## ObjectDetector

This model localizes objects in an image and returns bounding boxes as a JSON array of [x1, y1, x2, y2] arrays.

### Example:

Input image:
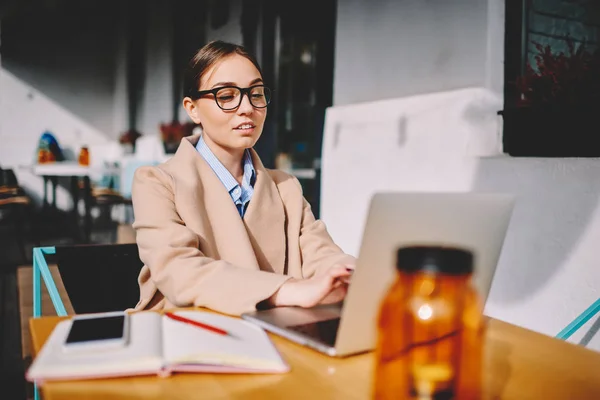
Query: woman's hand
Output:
[[270, 265, 352, 308]]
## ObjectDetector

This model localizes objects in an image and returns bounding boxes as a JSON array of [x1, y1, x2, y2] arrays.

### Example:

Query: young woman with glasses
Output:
[[131, 40, 355, 315]]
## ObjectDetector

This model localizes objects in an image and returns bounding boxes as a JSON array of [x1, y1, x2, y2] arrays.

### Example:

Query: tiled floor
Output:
[[0, 211, 128, 400]]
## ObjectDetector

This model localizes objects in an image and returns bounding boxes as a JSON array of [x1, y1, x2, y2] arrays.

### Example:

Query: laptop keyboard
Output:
[[286, 318, 341, 347]]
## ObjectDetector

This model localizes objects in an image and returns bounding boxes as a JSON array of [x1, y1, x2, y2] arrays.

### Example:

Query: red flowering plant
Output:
[[118, 129, 142, 153], [515, 38, 600, 109], [160, 121, 198, 153], [119, 129, 142, 146]]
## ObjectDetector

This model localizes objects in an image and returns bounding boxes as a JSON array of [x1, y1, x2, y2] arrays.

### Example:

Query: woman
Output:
[[132, 40, 355, 315]]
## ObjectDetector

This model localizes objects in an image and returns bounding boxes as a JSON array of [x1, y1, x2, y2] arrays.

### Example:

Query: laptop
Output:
[[241, 192, 515, 357]]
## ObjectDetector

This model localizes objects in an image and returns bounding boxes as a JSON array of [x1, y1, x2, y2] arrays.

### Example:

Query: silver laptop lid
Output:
[[334, 192, 515, 356]]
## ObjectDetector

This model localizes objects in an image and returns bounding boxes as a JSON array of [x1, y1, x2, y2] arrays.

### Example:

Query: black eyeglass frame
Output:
[[189, 84, 272, 110]]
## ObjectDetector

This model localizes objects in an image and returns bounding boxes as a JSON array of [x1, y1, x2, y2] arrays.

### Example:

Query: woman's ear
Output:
[[183, 97, 202, 124]]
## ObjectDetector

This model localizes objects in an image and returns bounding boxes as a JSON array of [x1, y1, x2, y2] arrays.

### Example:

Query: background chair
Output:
[[83, 151, 161, 236], [32, 243, 143, 317], [79, 143, 128, 240], [0, 167, 36, 264], [556, 298, 600, 341]]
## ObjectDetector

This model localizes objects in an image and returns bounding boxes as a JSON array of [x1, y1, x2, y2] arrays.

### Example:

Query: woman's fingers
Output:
[[278, 266, 353, 308], [326, 266, 352, 286], [325, 266, 351, 281], [319, 285, 348, 305]]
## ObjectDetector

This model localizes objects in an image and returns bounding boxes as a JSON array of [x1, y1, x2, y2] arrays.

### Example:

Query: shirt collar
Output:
[[196, 134, 255, 195]]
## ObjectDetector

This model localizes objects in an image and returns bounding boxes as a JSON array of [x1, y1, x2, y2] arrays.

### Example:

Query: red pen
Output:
[[164, 312, 231, 337]]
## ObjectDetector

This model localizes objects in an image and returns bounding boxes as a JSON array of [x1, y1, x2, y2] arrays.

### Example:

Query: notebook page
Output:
[[162, 311, 287, 371], [27, 312, 164, 382]]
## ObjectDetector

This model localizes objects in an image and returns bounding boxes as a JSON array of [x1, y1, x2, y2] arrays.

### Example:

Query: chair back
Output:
[[55, 243, 143, 314], [0, 167, 19, 188]]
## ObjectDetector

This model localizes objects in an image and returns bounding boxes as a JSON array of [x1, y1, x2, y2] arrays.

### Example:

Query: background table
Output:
[[29, 312, 600, 400], [30, 162, 120, 242]]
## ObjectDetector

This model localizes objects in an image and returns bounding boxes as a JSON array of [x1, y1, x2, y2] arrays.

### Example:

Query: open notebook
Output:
[[26, 311, 289, 383]]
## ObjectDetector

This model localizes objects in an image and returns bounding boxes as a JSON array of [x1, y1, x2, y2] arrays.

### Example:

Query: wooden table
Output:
[[30, 313, 600, 400]]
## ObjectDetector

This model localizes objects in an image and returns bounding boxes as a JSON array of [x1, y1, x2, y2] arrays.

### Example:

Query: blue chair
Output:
[[32, 243, 143, 400], [32, 243, 143, 318], [556, 298, 600, 341], [32, 247, 65, 318]]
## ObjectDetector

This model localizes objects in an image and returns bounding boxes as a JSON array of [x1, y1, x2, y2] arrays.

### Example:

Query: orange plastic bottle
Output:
[[78, 145, 90, 166], [374, 245, 483, 400]]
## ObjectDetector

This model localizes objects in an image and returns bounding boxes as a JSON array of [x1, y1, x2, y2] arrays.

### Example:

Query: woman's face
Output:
[[184, 54, 267, 152]]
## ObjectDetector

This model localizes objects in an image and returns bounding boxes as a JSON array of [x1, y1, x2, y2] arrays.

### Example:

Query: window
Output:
[[504, 0, 600, 110], [243, 0, 336, 216], [502, 0, 600, 157]]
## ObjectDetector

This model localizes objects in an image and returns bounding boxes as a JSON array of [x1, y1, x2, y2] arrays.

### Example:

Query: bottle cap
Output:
[[396, 245, 473, 275]]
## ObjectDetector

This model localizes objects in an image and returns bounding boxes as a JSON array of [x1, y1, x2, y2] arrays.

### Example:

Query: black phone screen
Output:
[[65, 315, 125, 344]]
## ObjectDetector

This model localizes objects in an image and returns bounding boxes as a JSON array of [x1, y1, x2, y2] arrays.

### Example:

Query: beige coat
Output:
[[132, 135, 355, 315]]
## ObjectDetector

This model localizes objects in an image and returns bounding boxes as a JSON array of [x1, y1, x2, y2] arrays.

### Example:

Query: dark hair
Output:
[[183, 40, 263, 99]]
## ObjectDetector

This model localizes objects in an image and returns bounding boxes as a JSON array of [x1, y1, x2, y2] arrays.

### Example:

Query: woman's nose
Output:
[[237, 92, 254, 114]]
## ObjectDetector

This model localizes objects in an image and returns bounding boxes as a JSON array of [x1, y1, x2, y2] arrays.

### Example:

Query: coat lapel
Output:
[[243, 149, 287, 274], [171, 136, 260, 270]]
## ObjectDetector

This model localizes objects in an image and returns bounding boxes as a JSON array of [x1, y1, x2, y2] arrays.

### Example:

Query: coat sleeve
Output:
[[294, 178, 357, 278], [132, 166, 291, 315]]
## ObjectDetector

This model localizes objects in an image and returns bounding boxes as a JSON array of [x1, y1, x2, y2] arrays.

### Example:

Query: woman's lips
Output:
[[234, 123, 256, 135]]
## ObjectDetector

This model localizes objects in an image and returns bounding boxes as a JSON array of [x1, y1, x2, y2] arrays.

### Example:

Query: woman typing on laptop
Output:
[[131, 40, 355, 316]]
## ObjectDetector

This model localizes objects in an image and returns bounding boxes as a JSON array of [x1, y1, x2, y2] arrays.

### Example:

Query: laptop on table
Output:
[[242, 192, 515, 357]]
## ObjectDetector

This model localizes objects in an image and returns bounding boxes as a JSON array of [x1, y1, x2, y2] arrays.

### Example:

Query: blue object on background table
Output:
[[38, 131, 65, 161]]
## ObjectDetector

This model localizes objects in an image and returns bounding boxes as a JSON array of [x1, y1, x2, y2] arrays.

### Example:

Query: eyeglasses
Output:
[[191, 85, 272, 111]]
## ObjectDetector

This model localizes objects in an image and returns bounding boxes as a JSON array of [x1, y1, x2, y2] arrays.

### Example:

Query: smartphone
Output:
[[63, 312, 129, 352]]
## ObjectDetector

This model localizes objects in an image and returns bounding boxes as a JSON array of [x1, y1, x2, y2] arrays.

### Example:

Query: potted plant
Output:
[[119, 129, 143, 154], [159, 121, 198, 154], [499, 39, 600, 157]]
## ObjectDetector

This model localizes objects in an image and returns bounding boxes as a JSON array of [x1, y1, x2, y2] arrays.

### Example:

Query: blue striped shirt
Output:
[[196, 135, 256, 218]]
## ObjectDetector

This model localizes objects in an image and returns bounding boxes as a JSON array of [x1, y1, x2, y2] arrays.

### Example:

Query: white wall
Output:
[[0, 69, 111, 208], [485, 0, 505, 95], [321, 87, 503, 251], [1, 1, 209, 161], [334, 0, 501, 105], [0, 1, 198, 208], [324, 0, 600, 350], [476, 157, 600, 351], [321, 91, 600, 351], [0, 2, 127, 208], [0, 3, 126, 139], [0, 70, 112, 163]]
